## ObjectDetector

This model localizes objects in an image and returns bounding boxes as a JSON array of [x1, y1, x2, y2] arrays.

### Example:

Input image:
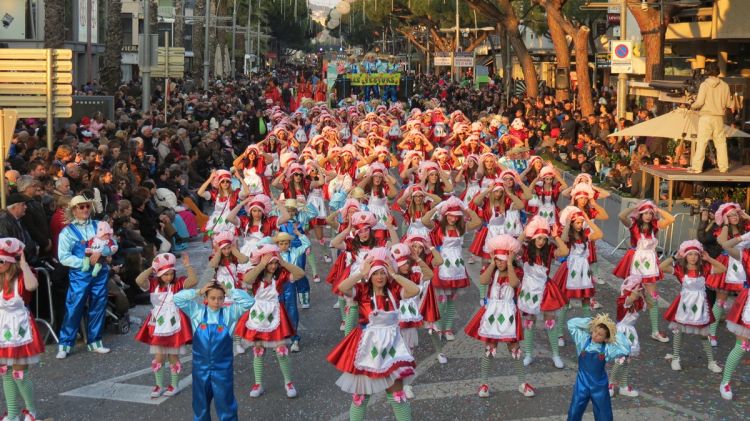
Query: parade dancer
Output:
[[174, 282, 255, 421], [566, 315, 630, 421], [396, 185, 441, 238], [232, 145, 273, 196], [209, 231, 249, 304], [327, 248, 420, 421], [660, 240, 725, 373], [517, 217, 569, 369], [391, 243, 440, 399], [226, 194, 287, 244], [525, 164, 567, 227], [135, 253, 197, 398], [608, 275, 645, 398], [464, 234, 536, 398], [277, 198, 317, 310], [455, 154, 481, 207], [357, 162, 398, 233], [274, 228, 311, 353], [198, 169, 249, 238], [325, 199, 362, 326], [551, 206, 603, 347], [613, 200, 675, 343], [0, 239, 44, 421], [719, 233, 750, 400], [57, 195, 118, 358], [421, 196, 482, 341], [706, 203, 750, 346]]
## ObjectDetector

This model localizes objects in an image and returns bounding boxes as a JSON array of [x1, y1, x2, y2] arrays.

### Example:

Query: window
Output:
[[122, 14, 133, 46]]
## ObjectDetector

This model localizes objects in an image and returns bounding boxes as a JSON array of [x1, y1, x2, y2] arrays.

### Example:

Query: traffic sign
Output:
[[610, 41, 632, 74], [151, 47, 186, 78]]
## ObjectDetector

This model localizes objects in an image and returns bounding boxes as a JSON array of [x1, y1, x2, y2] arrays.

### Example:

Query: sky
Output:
[[309, 0, 338, 8]]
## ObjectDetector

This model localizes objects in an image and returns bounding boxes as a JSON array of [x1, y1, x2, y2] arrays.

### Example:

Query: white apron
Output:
[[0, 283, 32, 348], [566, 243, 593, 290], [368, 194, 390, 230], [433, 122, 447, 138], [438, 236, 466, 281], [406, 218, 430, 238], [307, 188, 326, 219], [355, 293, 413, 373], [617, 312, 640, 356], [483, 208, 507, 254], [398, 280, 424, 324], [533, 190, 557, 226], [479, 276, 519, 340], [388, 124, 402, 139], [462, 180, 480, 207], [631, 236, 660, 278], [742, 294, 750, 324], [149, 285, 182, 337], [725, 253, 747, 285], [216, 263, 238, 305], [245, 279, 282, 333], [518, 262, 548, 315], [675, 275, 710, 326], [503, 209, 523, 237], [242, 167, 265, 195]]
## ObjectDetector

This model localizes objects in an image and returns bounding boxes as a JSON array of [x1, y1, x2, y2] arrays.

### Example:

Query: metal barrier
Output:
[[32, 267, 59, 344]]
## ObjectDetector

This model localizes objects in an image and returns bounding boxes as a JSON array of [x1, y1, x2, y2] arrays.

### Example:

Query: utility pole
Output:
[[453, 0, 459, 81], [616, 0, 627, 119], [246, 0, 252, 73], [203, 0, 211, 90], [231, 0, 237, 79], [142, 0, 151, 112], [257, 0, 261, 69]]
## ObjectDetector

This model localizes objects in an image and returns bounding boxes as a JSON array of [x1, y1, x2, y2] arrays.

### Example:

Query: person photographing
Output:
[[689, 62, 734, 174]]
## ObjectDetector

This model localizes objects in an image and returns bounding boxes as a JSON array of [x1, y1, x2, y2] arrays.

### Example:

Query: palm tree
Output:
[[174, 0, 184, 48], [101, 0, 124, 94], [193, 0, 205, 78], [44, 0, 65, 48]]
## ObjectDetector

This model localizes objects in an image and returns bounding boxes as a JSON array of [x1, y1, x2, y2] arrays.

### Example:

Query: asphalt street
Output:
[[28, 233, 748, 421]]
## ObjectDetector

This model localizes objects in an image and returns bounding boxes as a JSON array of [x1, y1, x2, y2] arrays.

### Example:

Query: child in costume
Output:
[[235, 244, 305, 398], [0, 238, 44, 421], [609, 275, 645, 398], [421, 196, 482, 341], [660, 240, 725, 373], [135, 253, 197, 398], [197, 169, 249, 237], [517, 216, 569, 369], [174, 281, 255, 421], [464, 234, 536, 398], [613, 200, 675, 343], [209, 231, 249, 305], [327, 248, 420, 421], [82, 221, 118, 277], [273, 229, 311, 353], [566, 315, 630, 421], [719, 232, 750, 400]]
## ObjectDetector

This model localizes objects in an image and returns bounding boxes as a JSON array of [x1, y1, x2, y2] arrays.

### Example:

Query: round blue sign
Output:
[[614, 44, 629, 59]]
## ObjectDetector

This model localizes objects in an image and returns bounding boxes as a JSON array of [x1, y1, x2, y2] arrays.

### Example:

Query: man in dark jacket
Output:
[[0, 193, 38, 263], [16, 176, 51, 259]]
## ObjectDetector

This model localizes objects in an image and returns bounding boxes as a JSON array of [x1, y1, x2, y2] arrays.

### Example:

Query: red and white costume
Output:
[[431, 197, 470, 290], [526, 165, 561, 227], [726, 248, 750, 338], [552, 206, 595, 300], [518, 218, 567, 316], [706, 203, 749, 292], [664, 244, 715, 336], [616, 275, 645, 357], [392, 244, 440, 349], [613, 200, 664, 284]]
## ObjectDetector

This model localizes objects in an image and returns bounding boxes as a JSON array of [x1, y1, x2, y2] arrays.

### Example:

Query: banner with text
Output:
[[348, 73, 401, 86]]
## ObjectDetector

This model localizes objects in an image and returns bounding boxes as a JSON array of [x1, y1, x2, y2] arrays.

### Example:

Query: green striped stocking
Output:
[[672, 331, 683, 360], [523, 327, 535, 359], [349, 394, 370, 421], [581, 303, 591, 318], [512, 350, 526, 384], [478, 283, 488, 302], [2, 371, 19, 420], [480, 354, 492, 384], [344, 304, 359, 335], [436, 298, 447, 332], [169, 362, 181, 388], [307, 247, 319, 278], [620, 361, 631, 388], [646, 295, 660, 335], [709, 301, 724, 337], [276, 349, 293, 383], [253, 349, 264, 386], [702, 338, 716, 364], [429, 330, 444, 353], [610, 361, 624, 385], [722, 340, 747, 384], [387, 391, 413, 421], [152, 360, 164, 388], [338, 297, 346, 322], [444, 297, 456, 331], [12, 371, 35, 414], [557, 306, 568, 341]]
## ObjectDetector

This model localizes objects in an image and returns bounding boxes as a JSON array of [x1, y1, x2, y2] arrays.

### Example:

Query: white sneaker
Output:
[[518, 383, 535, 397], [333, 300, 340, 309], [720, 382, 733, 400], [651, 332, 670, 343], [671, 358, 682, 371], [150, 385, 163, 398], [552, 355, 565, 369], [163, 385, 178, 397], [709, 336, 718, 347], [591, 299, 603, 309], [56, 350, 68, 359], [437, 353, 448, 364], [558, 337, 565, 347], [708, 361, 722, 373], [323, 255, 332, 263], [339, 321, 345, 331], [608, 383, 615, 397], [403, 384, 415, 399], [595, 277, 606, 285], [290, 340, 300, 353], [523, 356, 533, 367], [249, 384, 264, 398], [478, 384, 489, 398], [313, 275, 321, 283], [235, 344, 246, 355], [91, 346, 111, 354], [619, 386, 639, 397], [285, 382, 298, 398], [21, 409, 36, 421], [444, 330, 456, 341], [301, 302, 310, 309]]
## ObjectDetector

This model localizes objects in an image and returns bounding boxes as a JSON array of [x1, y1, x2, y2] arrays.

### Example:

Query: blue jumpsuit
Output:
[[175, 289, 254, 421], [278, 232, 311, 344], [58, 219, 116, 351], [567, 318, 630, 421]]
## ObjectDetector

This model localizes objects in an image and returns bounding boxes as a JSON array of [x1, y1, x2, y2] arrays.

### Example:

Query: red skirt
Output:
[[134, 311, 193, 348], [234, 303, 296, 342], [309, 217, 327, 228], [432, 272, 470, 289], [706, 254, 745, 292], [468, 226, 490, 259], [589, 240, 598, 264], [552, 262, 595, 299], [327, 252, 348, 286], [463, 306, 523, 344], [420, 282, 441, 323], [612, 249, 663, 284], [726, 288, 750, 331], [327, 326, 416, 377], [0, 315, 45, 360], [663, 297, 715, 328], [539, 280, 569, 312]]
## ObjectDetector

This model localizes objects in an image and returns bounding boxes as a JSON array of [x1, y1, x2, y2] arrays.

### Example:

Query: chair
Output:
[[32, 267, 59, 344]]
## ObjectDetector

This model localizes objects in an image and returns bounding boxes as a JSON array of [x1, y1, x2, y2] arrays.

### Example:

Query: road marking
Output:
[[60, 356, 194, 405], [411, 371, 572, 400], [515, 406, 692, 421]]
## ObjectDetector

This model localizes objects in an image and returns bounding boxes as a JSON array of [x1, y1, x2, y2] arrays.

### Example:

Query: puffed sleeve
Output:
[[605, 332, 632, 362], [567, 317, 593, 355], [174, 289, 200, 326], [58, 226, 84, 269]]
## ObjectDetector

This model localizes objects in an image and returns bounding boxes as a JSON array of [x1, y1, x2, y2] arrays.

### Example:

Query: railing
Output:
[[32, 267, 59, 344]]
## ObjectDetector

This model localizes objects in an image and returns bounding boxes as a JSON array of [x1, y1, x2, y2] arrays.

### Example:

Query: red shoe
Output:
[[478, 384, 489, 397], [163, 385, 178, 397], [150, 385, 163, 398]]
